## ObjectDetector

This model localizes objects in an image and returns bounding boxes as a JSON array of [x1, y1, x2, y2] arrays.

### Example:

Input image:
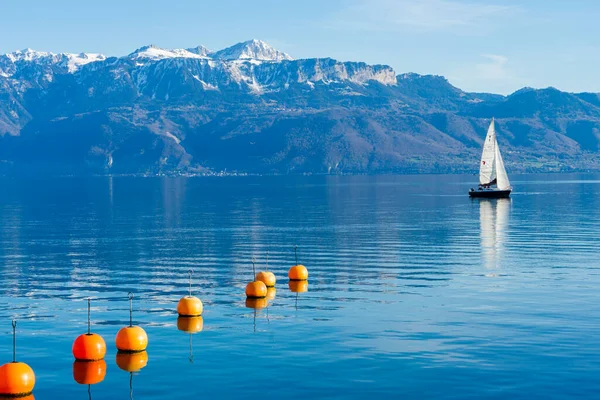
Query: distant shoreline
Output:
[[2, 168, 600, 179]]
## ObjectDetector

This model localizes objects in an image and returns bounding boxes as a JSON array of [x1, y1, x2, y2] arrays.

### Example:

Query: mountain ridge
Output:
[[1, 40, 600, 175]]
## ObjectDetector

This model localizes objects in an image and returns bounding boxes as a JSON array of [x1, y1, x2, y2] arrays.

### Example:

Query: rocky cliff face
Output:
[[1, 40, 600, 175]]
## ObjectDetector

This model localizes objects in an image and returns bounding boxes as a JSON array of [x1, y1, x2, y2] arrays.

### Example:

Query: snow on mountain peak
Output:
[[65, 53, 106, 72], [1, 41, 399, 91], [6, 48, 51, 62], [186, 45, 212, 57], [126, 40, 291, 62], [1, 49, 106, 75], [128, 45, 210, 61], [212, 39, 293, 62]]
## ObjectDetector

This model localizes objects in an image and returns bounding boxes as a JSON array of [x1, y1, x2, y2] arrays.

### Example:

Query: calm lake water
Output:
[[1, 174, 599, 399]]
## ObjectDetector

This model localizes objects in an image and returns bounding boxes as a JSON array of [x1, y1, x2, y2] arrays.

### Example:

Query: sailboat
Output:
[[469, 118, 512, 198]]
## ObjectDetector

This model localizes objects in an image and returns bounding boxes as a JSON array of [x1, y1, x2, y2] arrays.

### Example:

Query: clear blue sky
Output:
[[2, 0, 599, 95]]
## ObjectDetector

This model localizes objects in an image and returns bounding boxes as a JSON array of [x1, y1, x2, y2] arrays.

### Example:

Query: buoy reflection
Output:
[[72, 360, 107, 385], [288, 280, 308, 293], [177, 316, 203, 334], [116, 351, 148, 400], [245, 298, 268, 310], [177, 316, 203, 363], [116, 351, 148, 373], [289, 280, 308, 311]]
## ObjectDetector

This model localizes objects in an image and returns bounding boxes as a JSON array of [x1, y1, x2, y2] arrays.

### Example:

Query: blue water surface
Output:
[[0, 174, 599, 399]]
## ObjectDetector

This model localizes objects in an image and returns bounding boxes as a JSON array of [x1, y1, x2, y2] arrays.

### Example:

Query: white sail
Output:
[[494, 141, 511, 190], [478, 118, 510, 189], [479, 119, 497, 186]]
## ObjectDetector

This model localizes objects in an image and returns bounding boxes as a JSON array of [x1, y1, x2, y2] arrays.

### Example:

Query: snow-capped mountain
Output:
[[0, 40, 395, 98], [127, 45, 208, 61], [1, 39, 600, 176], [186, 45, 212, 57], [212, 39, 293, 62], [0, 49, 106, 76]]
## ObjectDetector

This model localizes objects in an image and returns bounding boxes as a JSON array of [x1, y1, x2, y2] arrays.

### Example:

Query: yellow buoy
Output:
[[115, 293, 148, 353], [288, 245, 308, 281], [0, 321, 35, 397], [177, 270, 203, 317], [72, 359, 107, 385], [72, 298, 107, 361]]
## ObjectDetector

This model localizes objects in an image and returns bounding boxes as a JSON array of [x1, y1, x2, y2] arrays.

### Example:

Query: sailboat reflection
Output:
[[479, 198, 511, 274], [177, 316, 203, 363]]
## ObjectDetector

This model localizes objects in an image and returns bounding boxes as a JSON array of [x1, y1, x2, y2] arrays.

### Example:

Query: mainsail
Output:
[[479, 119, 511, 190]]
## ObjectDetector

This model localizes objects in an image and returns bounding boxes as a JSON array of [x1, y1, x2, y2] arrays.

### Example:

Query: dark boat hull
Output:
[[469, 189, 511, 198]]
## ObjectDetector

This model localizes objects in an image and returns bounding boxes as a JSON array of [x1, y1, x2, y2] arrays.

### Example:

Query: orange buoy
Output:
[[245, 298, 268, 310], [288, 265, 308, 281], [0, 321, 35, 397], [72, 359, 107, 385], [72, 334, 106, 362], [246, 258, 267, 298], [255, 251, 276, 287], [116, 325, 147, 353], [177, 270, 203, 317], [245, 281, 267, 298], [116, 351, 148, 373], [255, 271, 276, 287], [176, 316, 203, 334], [288, 246, 308, 281], [266, 287, 276, 301], [72, 299, 106, 361], [289, 280, 308, 293], [0, 363, 35, 397], [115, 293, 148, 353], [177, 296, 203, 317]]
